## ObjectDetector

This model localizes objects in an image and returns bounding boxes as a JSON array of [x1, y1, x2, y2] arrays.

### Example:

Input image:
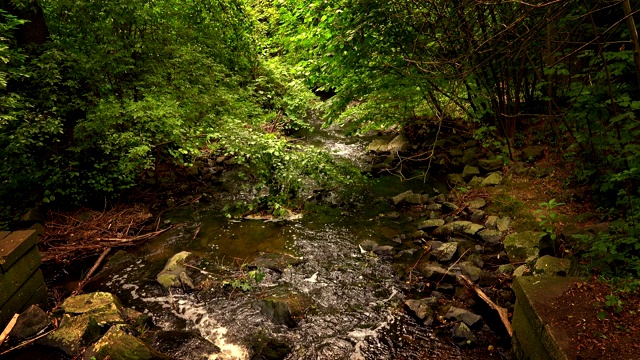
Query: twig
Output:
[[184, 263, 211, 275], [458, 274, 513, 337], [408, 245, 431, 284], [72, 247, 111, 296], [0, 314, 19, 344], [437, 248, 471, 285], [192, 226, 200, 240], [0, 329, 54, 355]]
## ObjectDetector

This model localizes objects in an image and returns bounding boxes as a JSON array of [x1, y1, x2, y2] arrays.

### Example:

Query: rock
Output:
[[485, 216, 499, 230], [425, 203, 442, 211], [251, 251, 303, 272], [432, 194, 446, 203], [359, 240, 378, 252], [459, 262, 483, 282], [420, 262, 452, 281], [434, 242, 458, 262], [520, 145, 545, 162], [477, 229, 502, 244], [433, 221, 484, 237], [9, 305, 50, 341], [452, 322, 477, 344], [467, 198, 486, 210], [497, 264, 516, 275], [470, 210, 485, 223], [40, 314, 101, 356], [509, 161, 528, 175], [150, 330, 219, 359], [410, 230, 427, 239], [503, 231, 548, 263], [367, 139, 389, 152], [462, 148, 479, 166], [445, 306, 482, 327], [496, 217, 511, 232], [372, 245, 396, 256], [462, 166, 480, 180], [481, 173, 503, 186], [468, 176, 484, 187], [391, 190, 414, 205], [442, 202, 459, 213], [62, 292, 125, 326], [478, 158, 503, 172], [156, 251, 197, 290], [405, 193, 425, 204], [405, 299, 435, 325], [513, 265, 530, 277], [257, 298, 297, 328], [533, 256, 571, 276], [250, 332, 291, 360], [84, 325, 163, 360], [447, 173, 465, 186], [122, 308, 152, 328], [417, 219, 445, 230], [386, 134, 410, 152]]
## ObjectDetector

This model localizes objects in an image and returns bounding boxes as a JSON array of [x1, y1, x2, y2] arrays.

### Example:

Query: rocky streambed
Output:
[[3, 119, 580, 360]]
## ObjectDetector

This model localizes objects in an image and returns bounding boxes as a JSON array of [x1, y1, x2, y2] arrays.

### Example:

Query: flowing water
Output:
[[39, 114, 504, 359]]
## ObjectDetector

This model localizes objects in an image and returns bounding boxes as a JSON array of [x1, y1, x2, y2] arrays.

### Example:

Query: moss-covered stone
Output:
[[156, 251, 197, 289], [481, 173, 503, 186], [40, 314, 101, 356], [62, 292, 124, 326], [84, 325, 164, 360], [533, 256, 571, 277], [503, 231, 548, 263]]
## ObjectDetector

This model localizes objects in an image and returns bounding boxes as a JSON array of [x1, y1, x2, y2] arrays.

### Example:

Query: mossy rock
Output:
[[40, 314, 101, 356], [62, 292, 125, 327], [503, 231, 548, 263], [84, 325, 167, 360]]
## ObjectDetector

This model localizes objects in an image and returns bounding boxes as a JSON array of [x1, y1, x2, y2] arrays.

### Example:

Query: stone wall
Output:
[[0, 230, 48, 329]]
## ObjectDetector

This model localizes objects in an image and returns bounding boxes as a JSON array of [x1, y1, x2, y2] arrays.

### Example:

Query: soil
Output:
[[541, 278, 640, 360]]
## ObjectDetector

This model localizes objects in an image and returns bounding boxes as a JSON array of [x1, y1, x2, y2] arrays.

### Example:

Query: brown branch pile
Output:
[[40, 205, 171, 263]]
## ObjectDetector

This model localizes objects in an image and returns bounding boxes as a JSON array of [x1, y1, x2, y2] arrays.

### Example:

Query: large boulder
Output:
[[481, 173, 503, 186], [62, 292, 125, 327], [386, 134, 410, 152], [503, 231, 549, 263], [156, 251, 197, 290], [83, 325, 164, 360], [478, 158, 503, 172], [40, 314, 101, 357], [533, 256, 572, 276], [366, 139, 388, 152], [520, 145, 545, 162]]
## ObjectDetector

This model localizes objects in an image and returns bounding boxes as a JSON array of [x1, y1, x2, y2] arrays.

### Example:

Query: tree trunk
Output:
[[621, 0, 640, 92]]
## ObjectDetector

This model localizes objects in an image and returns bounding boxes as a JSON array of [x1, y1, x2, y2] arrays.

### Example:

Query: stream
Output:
[[34, 114, 508, 359]]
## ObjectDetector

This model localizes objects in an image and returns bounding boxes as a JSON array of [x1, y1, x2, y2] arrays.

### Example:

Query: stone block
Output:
[[0, 246, 42, 307], [0, 230, 38, 272]]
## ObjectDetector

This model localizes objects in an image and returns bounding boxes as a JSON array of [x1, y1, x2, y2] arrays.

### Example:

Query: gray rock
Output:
[[387, 134, 410, 152], [462, 166, 480, 180], [478, 158, 503, 172], [445, 306, 481, 327], [477, 229, 502, 244], [503, 231, 548, 263], [442, 202, 460, 213], [432, 194, 446, 203], [251, 251, 304, 272], [391, 190, 414, 205], [417, 219, 445, 230], [481, 173, 503, 186], [467, 198, 486, 209], [421, 262, 451, 281], [373, 245, 396, 256], [434, 242, 458, 262], [453, 322, 477, 344], [509, 161, 528, 175], [410, 230, 428, 239], [497, 263, 516, 275], [485, 216, 499, 230], [149, 330, 220, 359], [533, 256, 571, 276], [157, 251, 198, 290], [468, 176, 484, 187], [459, 261, 483, 282], [470, 210, 485, 223], [83, 325, 161, 360], [521, 145, 545, 162], [447, 173, 465, 185], [9, 305, 50, 341], [433, 221, 484, 237], [359, 240, 378, 251], [406, 193, 425, 204], [367, 139, 389, 152], [497, 217, 511, 232], [513, 265, 530, 277], [425, 203, 442, 211], [405, 299, 435, 325], [462, 148, 479, 166]]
